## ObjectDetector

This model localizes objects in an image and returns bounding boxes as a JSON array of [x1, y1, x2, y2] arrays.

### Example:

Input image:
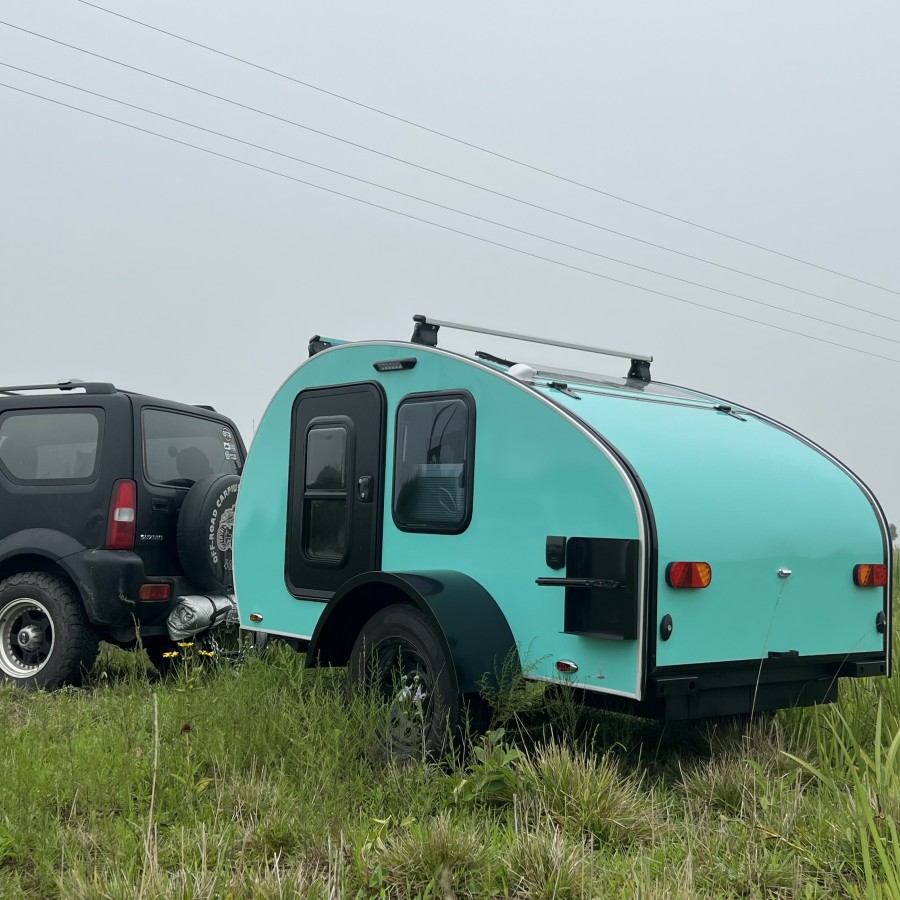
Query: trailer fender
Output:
[[306, 570, 518, 694]]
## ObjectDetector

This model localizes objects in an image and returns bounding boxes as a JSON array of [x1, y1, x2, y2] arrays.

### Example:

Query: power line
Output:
[[6, 59, 900, 348], [1, 19, 896, 325], [3, 78, 899, 368], [73, 0, 900, 298]]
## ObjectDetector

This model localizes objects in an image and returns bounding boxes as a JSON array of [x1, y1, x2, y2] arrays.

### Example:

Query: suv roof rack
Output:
[[0, 380, 117, 395], [410, 315, 653, 382]]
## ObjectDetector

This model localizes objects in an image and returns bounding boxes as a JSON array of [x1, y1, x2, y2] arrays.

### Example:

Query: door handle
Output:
[[356, 475, 374, 503]]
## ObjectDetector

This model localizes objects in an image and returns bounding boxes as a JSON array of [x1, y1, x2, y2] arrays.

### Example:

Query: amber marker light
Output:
[[853, 564, 887, 587], [666, 561, 712, 589]]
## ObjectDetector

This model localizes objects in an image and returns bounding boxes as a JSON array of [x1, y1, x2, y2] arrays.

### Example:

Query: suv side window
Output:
[[142, 409, 241, 487], [0, 410, 102, 482], [392, 391, 475, 533]]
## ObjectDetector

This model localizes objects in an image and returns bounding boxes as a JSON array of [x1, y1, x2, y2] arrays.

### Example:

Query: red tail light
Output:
[[106, 479, 137, 550], [854, 564, 887, 587], [666, 561, 712, 589], [139, 583, 171, 601]]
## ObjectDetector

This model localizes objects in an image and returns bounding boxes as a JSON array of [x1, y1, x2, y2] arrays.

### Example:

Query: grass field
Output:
[[1, 561, 897, 898]]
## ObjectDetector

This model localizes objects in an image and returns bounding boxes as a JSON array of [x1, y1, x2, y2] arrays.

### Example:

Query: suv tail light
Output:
[[106, 479, 137, 550]]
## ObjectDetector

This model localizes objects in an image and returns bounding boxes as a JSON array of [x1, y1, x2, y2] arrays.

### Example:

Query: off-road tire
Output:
[[0, 572, 99, 689], [350, 605, 459, 759], [176, 474, 240, 593]]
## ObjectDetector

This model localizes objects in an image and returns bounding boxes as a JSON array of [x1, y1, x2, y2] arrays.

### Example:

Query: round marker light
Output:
[[666, 562, 712, 589], [555, 660, 578, 673]]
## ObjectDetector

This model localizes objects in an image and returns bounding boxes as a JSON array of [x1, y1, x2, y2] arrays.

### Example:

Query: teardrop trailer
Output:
[[232, 315, 891, 751]]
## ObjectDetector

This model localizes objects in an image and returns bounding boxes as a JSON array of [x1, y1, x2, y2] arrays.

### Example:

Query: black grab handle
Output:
[[535, 577, 625, 590]]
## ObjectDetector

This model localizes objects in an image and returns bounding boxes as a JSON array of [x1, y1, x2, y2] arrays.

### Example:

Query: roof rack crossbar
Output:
[[411, 315, 652, 364], [0, 381, 116, 395]]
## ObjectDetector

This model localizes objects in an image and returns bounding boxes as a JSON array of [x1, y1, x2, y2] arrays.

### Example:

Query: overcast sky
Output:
[[2, 1, 898, 525]]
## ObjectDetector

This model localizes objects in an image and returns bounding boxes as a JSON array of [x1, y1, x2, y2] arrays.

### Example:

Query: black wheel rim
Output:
[[0, 598, 54, 677], [370, 637, 437, 756]]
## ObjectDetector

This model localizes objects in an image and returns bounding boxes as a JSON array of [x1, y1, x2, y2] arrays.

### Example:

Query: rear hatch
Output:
[[546, 384, 889, 669], [133, 401, 244, 576]]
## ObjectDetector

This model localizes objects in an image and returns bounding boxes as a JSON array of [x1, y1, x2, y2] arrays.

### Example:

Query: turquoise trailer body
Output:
[[233, 318, 891, 724]]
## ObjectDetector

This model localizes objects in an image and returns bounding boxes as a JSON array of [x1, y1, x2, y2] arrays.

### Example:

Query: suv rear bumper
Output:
[[66, 548, 198, 631]]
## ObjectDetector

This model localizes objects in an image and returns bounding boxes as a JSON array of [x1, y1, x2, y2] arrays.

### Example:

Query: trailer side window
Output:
[[393, 392, 474, 533]]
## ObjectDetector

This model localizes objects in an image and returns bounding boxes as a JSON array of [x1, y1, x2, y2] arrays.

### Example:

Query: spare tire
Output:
[[176, 474, 240, 593]]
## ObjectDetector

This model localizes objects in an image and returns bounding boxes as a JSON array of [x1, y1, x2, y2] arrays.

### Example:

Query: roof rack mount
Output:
[[410, 315, 652, 381]]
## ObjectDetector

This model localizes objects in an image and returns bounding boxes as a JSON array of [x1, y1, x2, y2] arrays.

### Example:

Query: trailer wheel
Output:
[[350, 605, 458, 759]]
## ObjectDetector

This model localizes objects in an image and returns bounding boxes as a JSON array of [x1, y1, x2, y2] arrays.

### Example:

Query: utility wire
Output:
[[6, 60, 900, 346], [73, 0, 900, 297], [1, 20, 896, 326], [3, 78, 898, 367]]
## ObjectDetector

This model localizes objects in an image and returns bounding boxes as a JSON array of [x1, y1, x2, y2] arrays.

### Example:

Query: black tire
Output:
[[143, 635, 179, 677], [176, 474, 240, 592], [349, 605, 459, 759], [0, 572, 99, 689]]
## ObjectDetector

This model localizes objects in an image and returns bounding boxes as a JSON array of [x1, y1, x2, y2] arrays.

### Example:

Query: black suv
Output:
[[0, 381, 246, 688]]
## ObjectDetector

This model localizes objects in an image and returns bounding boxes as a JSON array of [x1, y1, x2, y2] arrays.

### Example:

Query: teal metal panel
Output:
[[549, 390, 886, 666]]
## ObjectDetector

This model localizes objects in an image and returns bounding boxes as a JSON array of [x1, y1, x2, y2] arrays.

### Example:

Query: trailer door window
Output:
[[393, 392, 474, 533], [302, 423, 350, 561]]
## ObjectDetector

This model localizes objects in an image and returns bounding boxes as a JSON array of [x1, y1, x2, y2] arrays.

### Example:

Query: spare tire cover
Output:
[[176, 474, 240, 593]]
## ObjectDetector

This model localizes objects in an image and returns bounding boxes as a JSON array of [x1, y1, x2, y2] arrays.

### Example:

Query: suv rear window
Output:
[[0, 410, 102, 482], [143, 409, 241, 487]]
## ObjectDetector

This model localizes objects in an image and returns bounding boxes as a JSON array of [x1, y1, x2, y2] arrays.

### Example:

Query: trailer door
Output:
[[286, 382, 386, 597]]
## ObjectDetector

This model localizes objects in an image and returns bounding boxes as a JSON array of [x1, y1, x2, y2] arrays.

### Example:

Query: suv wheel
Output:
[[0, 573, 100, 689]]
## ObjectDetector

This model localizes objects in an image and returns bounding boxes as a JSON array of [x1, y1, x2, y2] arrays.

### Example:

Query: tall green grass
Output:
[[0, 557, 896, 898]]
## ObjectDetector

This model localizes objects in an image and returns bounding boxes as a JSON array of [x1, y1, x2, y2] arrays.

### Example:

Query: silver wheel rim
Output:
[[0, 597, 55, 677]]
